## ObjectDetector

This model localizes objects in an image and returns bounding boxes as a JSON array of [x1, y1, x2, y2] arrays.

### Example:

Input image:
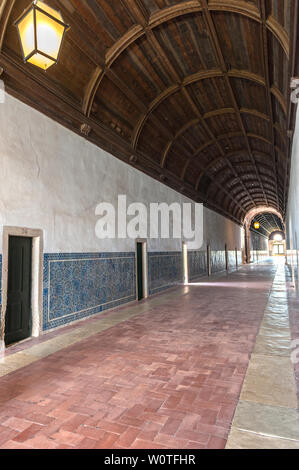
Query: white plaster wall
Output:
[[0, 93, 242, 253], [287, 106, 299, 251]]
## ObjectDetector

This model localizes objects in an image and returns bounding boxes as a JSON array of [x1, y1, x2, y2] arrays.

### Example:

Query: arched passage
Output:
[[243, 207, 285, 263]]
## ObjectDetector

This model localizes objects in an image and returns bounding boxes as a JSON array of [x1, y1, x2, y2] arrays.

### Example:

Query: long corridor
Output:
[[0, 260, 297, 449]]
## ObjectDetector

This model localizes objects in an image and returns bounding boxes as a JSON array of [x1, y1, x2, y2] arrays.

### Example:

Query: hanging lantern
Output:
[[15, 1, 70, 71], [254, 222, 260, 230]]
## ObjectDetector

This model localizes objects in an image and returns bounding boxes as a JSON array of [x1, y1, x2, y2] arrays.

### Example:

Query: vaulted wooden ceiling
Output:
[[250, 212, 284, 237], [0, 0, 298, 225]]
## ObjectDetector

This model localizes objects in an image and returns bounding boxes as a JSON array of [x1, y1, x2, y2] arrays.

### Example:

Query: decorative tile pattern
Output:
[[148, 252, 182, 295], [188, 251, 207, 281], [43, 253, 136, 331], [211, 250, 226, 274], [0, 249, 242, 333], [228, 251, 237, 271]]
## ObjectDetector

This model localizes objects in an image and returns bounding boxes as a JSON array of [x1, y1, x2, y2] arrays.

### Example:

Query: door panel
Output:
[[137, 243, 143, 301], [5, 237, 32, 346]]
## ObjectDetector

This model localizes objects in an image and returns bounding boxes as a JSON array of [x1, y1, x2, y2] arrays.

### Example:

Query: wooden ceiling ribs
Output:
[[259, 0, 281, 211], [283, 0, 299, 217], [250, 211, 284, 236], [201, 0, 270, 209]]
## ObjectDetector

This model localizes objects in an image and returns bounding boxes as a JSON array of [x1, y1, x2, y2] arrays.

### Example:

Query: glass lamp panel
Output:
[[17, 8, 35, 59], [27, 52, 55, 70], [36, 9, 65, 60], [35, 1, 64, 22]]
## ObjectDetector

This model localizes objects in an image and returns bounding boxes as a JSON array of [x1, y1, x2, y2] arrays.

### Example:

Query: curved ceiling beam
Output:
[[208, 0, 260, 22], [271, 86, 288, 115], [228, 179, 277, 194], [193, 138, 282, 188], [194, 154, 251, 189], [243, 207, 285, 227], [227, 69, 265, 87], [208, 2, 289, 56], [132, 69, 270, 149], [2, 0, 288, 129], [180, 108, 273, 177], [208, 180, 277, 204], [246, 134, 286, 160], [180, 140, 215, 179], [234, 188, 279, 203], [161, 118, 200, 167], [203, 107, 269, 121], [234, 194, 255, 208], [213, 132, 286, 161], [266, 15, 290, 58], [203, 107, 235, 119], [194, 150, 251, 190], [225, 176, 276, 192], [132, 69, 222, 148], [240, 108, 270, 121], [170, 128, 284, 181]]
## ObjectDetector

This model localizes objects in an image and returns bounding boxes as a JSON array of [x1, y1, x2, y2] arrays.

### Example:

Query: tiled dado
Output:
[[0, 250, 241, 332], [148, 252, 183, 295], [211, 250, 226, 274], [43, 253, 136, 331], [188, 251, 207, 281]]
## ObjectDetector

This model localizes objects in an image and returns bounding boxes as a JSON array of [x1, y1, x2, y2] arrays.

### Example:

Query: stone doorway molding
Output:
[[1, 226, 43, 350]]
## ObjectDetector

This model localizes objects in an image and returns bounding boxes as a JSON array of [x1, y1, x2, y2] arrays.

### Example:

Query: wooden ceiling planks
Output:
[[250, 210, 284, 236], [0, 0, 298, 224]]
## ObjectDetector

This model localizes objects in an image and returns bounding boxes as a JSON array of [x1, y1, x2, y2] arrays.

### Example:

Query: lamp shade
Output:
[[16, 1, 69, 70]]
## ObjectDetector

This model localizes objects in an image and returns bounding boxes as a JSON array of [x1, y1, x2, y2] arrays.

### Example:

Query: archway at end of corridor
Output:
[[242, 207, 286, 264]]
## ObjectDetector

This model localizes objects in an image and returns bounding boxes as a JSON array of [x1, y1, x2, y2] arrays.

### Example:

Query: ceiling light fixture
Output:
[[15, 1, 69, 71]]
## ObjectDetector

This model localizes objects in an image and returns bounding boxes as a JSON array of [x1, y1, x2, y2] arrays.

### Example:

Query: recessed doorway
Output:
[[5, 236, 32, 346], [1, 227, 43, 350]]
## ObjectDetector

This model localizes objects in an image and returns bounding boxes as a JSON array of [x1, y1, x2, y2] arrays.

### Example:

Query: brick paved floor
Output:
[[0, 263, 278, 449]]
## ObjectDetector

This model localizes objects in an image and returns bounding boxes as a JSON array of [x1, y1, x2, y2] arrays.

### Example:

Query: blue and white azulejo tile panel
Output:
[[148, 252, 182, 295], [188, 251, 207, 281], [43, 253, 136, 330]]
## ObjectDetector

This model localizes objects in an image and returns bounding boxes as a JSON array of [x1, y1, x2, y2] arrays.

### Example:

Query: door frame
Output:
[[135, 239, 148, 301], [1, 227, 43, 350]]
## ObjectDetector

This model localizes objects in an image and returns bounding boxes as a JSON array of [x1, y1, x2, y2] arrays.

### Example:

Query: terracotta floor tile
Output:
[[13, 423, 43, 443]]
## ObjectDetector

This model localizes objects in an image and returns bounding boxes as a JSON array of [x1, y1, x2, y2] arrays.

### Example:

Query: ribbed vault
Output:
[[0, 0, 298, 224]]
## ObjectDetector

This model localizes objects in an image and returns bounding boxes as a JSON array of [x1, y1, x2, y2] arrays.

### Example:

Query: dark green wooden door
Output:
[[5, 237, 32, 346], [137, 243, 143, 301]]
